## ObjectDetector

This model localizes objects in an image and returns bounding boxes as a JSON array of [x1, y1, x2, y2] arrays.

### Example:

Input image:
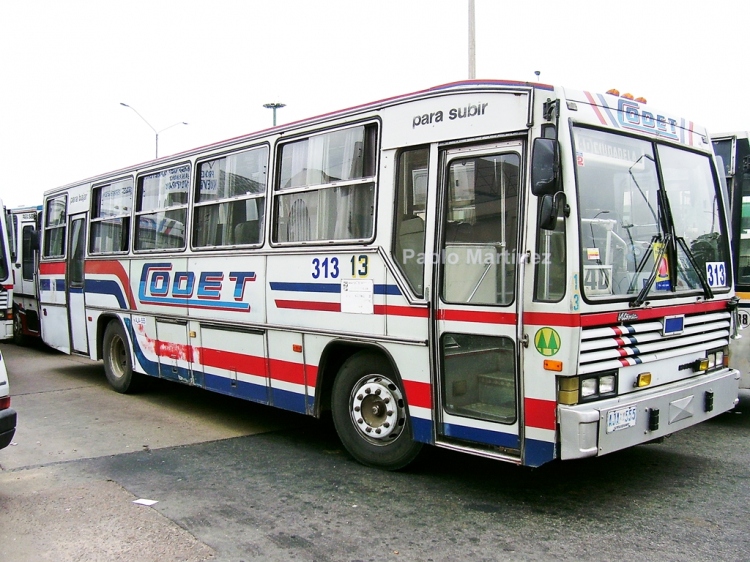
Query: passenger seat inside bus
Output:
[[234, 220, 260, 245]]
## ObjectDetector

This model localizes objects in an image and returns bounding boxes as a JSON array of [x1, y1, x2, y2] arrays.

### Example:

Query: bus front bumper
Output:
[[558, 369, 740, 460]]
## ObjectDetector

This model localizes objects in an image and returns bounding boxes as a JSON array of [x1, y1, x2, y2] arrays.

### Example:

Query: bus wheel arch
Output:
[[329, 347, 423, 470]]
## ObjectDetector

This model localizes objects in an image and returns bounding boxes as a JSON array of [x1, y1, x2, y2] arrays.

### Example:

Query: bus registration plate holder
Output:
[[606, 405, 637, 433]]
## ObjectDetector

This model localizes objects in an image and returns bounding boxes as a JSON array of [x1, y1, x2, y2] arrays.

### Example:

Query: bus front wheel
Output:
[[331, 351, 422, 470], [102, 321, 143, 393]]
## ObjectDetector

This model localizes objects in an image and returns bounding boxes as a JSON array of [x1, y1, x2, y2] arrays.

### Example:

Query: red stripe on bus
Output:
[[199, 347, 267, 377], [523, 312, 580, 327], [584, 91, 608, 125], [40, 262, 66, 275], [306, 364, 319, 388], [275, 300, 341, 312], [402, 379, 432, 409], [580, 300, 728, 327], [437, 309, 516, 324], [375, 305, 429, 318], [269, 358, 306, 385], [276, 300, 428, 318], [85, 260, 137, 308], [525, 398, 556, 430]]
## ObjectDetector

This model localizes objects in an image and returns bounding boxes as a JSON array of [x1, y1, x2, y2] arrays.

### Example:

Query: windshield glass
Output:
[[574, 127, 729, 300]]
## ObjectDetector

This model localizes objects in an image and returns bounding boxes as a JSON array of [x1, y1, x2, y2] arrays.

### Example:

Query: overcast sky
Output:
[[1, 0, 747, 209]]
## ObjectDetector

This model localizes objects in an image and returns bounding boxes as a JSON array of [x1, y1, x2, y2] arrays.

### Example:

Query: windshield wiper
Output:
[[630, 233, 671, 308], [675, 236, 714, 300]]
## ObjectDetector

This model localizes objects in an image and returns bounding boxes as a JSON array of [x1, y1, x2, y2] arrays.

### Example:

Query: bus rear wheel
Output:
[[331, 351, 422, 470], [12, 310, 26, 346], [102, 321, 143, 393]]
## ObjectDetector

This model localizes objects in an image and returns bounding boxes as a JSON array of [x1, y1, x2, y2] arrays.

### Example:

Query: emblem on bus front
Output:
[[617, 312, 639, 322]]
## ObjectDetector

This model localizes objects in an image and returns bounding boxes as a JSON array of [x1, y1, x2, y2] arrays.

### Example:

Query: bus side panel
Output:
[[382, 343, 433, 444], [187, 255, 266, 324], [200, 324, 269, 404], [266, 253, 387, 336], [39, 261, 70, 353], [384, 268, 429, 340], [130, 314, 160, 377], [267, 329, 307, 414]]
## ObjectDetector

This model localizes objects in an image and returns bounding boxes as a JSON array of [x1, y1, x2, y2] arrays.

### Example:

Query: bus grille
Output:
[[0, 289, 7, 309], [579, 310, 731, 374]]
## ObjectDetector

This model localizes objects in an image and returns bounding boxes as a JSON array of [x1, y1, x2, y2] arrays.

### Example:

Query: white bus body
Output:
[[38, 81, 740, 468], [0, 201, 14, 340], [712, 132, 750, 387], [8, 206, 42, 344]]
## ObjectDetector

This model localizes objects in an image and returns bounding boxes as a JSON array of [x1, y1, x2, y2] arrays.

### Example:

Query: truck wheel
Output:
[[331, 351, 422, 470], [12, 310, 26, 346], [102, 321, 143, 393]]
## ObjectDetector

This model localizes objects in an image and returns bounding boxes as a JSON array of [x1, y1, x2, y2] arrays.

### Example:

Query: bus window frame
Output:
[[191, 143, 270, 251], [42, 194, 68, 259], [133, 162, 192, 254], [270, 120, 380, 247], [89, 176, 134, 256]]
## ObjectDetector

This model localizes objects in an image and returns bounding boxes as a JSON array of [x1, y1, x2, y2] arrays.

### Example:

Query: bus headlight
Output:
[[579, 371, 618, 402], [599, 374, 616, 394], [581, 378, 598, 398]]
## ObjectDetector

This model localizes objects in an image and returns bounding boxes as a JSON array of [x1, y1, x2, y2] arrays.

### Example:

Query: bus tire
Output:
[[331, 351, 422, 470], [102, 320, 143, 394], [12, 309, 27, 346]]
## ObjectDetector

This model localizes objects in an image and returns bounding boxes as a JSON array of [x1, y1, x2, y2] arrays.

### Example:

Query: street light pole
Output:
[[120, 103, 188, 159], [468, 0, 476, 79], [263, 102, 286, 127]]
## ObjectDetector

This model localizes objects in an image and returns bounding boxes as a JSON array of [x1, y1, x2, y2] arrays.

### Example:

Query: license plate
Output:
[[606, 405, 637, 433]]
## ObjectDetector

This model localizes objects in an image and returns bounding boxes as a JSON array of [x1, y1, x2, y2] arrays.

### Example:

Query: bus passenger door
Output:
[[67, 214, 89, 354], [434, 142, 523, 457]]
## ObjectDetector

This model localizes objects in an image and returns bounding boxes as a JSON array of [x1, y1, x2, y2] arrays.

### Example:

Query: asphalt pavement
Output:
[[1, 341, 749, 562]]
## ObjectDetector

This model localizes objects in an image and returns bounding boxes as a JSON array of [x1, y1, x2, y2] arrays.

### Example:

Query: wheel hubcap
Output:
[[109, 336, 126, 379], [350, 376, 405, 444]]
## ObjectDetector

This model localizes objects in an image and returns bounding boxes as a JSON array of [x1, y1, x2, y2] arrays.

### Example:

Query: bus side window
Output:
[[393, 148, 429, 297], [90, 178, 133, 254], [193, 146, 268, 248], [43, 195, 67, 258], [135, 164, 190, 251]]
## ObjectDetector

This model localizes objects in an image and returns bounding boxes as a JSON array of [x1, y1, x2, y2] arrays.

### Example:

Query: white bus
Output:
[[711, 132, 750, 387], [0, 201, 14, 340], [37, 80, 741, 469], [8, 205, 42, 344]]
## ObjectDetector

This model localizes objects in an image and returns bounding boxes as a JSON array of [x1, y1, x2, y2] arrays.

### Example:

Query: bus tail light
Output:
[[0, 396, 9, 410]]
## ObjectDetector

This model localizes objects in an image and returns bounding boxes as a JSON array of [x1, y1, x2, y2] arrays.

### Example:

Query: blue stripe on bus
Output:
[[524, 438, 556, 467], [85, 280, 127, 308], [40, 279, 66, 291], [127, 319, 309, 414], [411, 417, 433, 444], [442, 423, 520, 449], [204, 372, 269, 404], [271, 387, 307, 414], [270, 282, 401, 295], [69, 287, 83, 294]]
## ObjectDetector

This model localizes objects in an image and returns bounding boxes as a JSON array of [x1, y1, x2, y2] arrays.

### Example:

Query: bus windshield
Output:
[[574, 127, 729, 301]]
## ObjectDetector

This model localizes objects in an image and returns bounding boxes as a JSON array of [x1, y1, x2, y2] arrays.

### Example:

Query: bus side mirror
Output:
[[539, 192, 570, 231], [531, 138, 560, 197]]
